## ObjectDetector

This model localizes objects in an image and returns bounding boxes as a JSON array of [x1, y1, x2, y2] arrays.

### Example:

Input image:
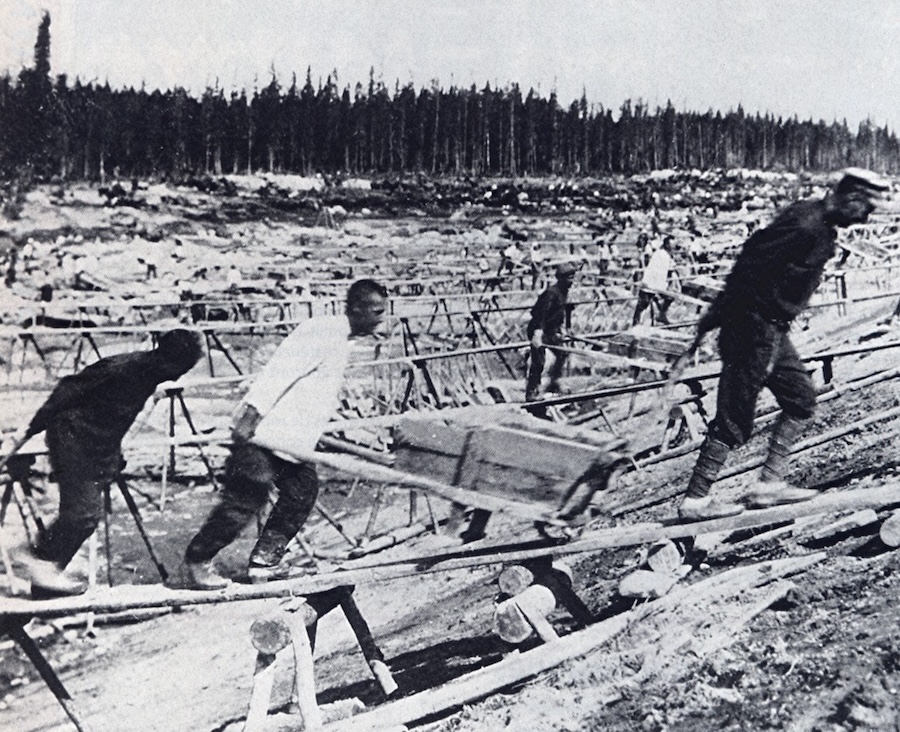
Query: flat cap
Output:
[[835, 167, 891, 196]]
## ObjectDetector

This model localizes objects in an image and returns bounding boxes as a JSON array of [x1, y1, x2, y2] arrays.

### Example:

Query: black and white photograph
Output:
[[1, 1, 900, 730]]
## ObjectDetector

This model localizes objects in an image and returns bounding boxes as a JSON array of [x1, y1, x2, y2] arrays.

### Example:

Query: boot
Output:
[[744, 481, 820, 509], [678, 436, 744, 521], [744, 415, 818, 508], [11, 545, 87, 598], [247, 531, 291, 582], [759, 415, 804, 484], [679, 495, 745, 521], [184, 560, 230, 590]]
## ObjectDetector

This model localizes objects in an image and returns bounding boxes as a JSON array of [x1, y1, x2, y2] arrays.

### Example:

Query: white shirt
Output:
[[244, 316, 353, 459], [641, 248, 673, 291]]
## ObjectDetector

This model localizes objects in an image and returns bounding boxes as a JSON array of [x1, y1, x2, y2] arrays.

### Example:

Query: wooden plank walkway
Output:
[[2, 481, 896, 619]]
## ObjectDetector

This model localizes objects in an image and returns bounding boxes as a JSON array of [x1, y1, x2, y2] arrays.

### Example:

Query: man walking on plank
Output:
[[671, 169, 890, 521], [525, 261, 578, 406], [632, 234, 678, 326], [12, 329, 203, 597], [184, 279, 388, 589]]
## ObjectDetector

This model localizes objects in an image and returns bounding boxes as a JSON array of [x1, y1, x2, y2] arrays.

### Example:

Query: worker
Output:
[[183, 279, 388, 588], [12, 329, 203, 597], [670, 168, 890, 520], [632, 235, 678, 325], [525, 261, 578, 405]]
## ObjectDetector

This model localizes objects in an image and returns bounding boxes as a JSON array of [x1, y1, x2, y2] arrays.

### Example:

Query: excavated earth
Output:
[[0, 174, 899, 732]]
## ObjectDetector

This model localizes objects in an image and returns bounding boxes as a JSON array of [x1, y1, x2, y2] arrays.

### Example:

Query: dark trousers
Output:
[[185, 443, 319, 564], [36, 425, 120, 568], [709, 313, 816, 448], [525, 341, 567, 400], [36, 474, 107, 568], [632, 289, 672, 325]]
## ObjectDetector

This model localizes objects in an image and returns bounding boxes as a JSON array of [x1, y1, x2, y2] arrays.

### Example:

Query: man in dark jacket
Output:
[[671, 169, 890, 520], [12, 329, 202, 596], [525, 261, 578, 402]]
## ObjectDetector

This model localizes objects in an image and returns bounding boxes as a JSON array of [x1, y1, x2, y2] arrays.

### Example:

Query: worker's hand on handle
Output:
[[530, 330, 544, 350], [0, 427, 32, 475]]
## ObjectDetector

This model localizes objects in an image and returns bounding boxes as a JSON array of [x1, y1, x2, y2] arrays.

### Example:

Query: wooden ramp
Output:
[[3, 481, 898, 620]]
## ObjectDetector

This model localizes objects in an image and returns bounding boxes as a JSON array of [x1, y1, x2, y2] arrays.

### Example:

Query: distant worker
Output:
[[499, 240, 526, 275], [12, 330, 203, 597], [670, 169, 890, 521], [183, 279, 388, 588], [525, 261, 578, 404], [632, 236, 677, 326]]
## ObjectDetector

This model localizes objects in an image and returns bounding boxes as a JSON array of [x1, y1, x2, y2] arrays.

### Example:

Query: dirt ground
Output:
[[1, 175, 899, 732]]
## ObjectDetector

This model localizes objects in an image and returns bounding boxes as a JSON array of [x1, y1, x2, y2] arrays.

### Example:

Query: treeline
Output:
[[3, 12, 899, 182]]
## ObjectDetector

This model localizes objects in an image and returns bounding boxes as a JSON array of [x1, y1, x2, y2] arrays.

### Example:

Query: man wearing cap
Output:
[[525, 261, 577, 404], [12, 329, 203, 596], [671, 169, 890, 520]]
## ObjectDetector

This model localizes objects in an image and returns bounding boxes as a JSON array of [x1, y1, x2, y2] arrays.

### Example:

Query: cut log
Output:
[[646, 540, 682, 574], [618, 570, 678, 599], [493, 584, 558, 643], [498, 565, 535, 597], [880, 510, 900, 548], [250, 616, 293, 656]]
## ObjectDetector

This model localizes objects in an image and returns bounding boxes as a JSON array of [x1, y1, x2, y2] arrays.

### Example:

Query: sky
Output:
[[2, 0, 900, 128]]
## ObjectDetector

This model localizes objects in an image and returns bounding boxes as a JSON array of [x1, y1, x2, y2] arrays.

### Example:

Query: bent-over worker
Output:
[[13, 329, 203, 597], [671, 168, 890, 521]]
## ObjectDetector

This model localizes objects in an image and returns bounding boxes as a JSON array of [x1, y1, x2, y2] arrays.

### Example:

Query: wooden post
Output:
[[243, 652, 278, 732], [246, 608, 324, 732], [339, 591, 398, 696], [8, 622, 95, 732], [284, 610, 323, 730]]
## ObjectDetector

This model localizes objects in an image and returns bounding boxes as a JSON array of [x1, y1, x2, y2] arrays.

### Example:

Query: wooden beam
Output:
[[323, 554, 823, 731], [2, 483, 898, 620]]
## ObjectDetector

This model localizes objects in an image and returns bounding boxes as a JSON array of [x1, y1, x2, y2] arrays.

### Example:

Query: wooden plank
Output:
[[393, 418, 471, 456], [453, 425, 607, 509], [461, 426, 598, 478], [460, 458, 564, 507], [323, 555, 822, 732], [3, 482, 897, 620], [243, 653, 278, 732]]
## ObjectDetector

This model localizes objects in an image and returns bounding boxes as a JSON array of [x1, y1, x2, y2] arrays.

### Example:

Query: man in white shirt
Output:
[[184, 279, 388, 588], [632, 236, 677, 325]]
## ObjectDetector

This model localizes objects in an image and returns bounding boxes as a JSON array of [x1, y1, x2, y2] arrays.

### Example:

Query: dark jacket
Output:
[[527, 282, 571, 343], [704, 199, 837, 329], [29, 352, 170, 479]]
